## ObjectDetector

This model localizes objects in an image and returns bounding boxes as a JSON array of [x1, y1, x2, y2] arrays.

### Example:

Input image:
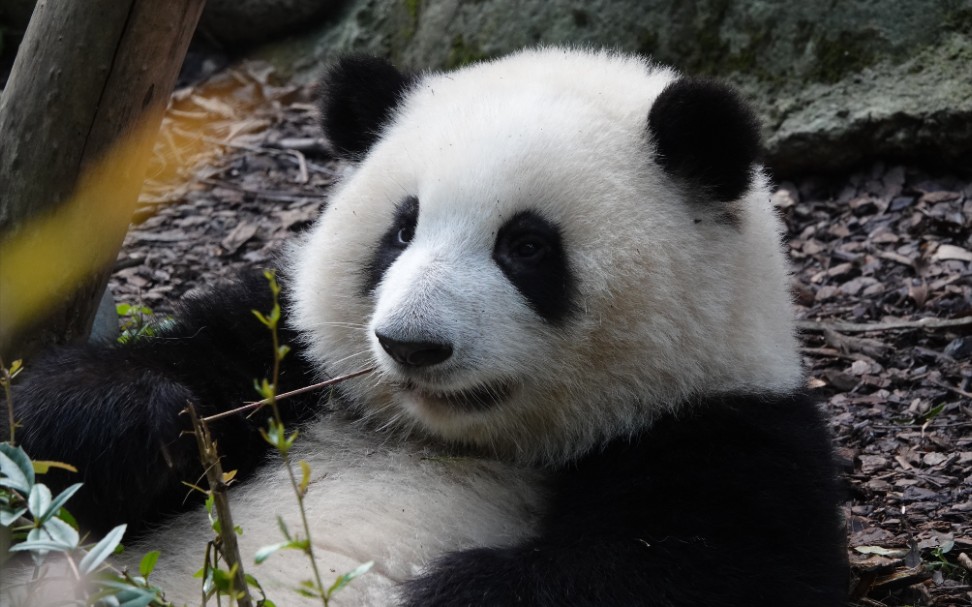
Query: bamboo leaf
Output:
[[253, 541, 291, 564], [326, 561, 374, 597]]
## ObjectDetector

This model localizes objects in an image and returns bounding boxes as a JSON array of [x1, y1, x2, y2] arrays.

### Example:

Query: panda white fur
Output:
[[3, 48, 846, 606]]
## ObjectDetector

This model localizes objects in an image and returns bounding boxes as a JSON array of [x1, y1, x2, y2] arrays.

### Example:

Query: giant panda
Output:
[[2, 48, 847, 606]]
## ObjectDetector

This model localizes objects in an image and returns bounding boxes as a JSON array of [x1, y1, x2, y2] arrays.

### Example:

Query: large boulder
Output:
[[278, 0, 972, 176]]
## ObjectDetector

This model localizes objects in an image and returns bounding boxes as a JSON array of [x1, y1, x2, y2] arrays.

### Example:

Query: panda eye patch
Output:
[[493, 211, 573, 323], [362, 195, 419, 294]]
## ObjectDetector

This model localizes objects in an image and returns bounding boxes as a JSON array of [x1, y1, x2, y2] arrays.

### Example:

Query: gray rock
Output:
[[276, 0, 972, 176]]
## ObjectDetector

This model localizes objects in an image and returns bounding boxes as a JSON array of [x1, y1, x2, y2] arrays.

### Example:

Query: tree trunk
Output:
[[0, 0, 205, 360]]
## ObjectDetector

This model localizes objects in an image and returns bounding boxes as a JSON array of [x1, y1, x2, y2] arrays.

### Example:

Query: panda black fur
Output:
[[2, 48, 847, 606]]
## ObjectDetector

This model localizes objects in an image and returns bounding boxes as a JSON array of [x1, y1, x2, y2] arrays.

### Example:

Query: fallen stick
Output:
[[796, 317, 972, 333]]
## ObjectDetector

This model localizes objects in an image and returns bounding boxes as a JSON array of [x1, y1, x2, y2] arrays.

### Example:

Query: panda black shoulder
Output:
[[403, 392, 847, 607]]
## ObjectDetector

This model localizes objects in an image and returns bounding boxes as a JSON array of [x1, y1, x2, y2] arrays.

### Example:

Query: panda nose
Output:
[[375, 331, 453, 367]]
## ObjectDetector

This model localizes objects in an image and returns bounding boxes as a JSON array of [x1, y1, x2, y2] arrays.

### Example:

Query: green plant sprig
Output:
[[251, 270, 372, 606]]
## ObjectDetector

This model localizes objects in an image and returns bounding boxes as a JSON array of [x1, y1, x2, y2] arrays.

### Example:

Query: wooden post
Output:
[[0, 0, 206, 359]]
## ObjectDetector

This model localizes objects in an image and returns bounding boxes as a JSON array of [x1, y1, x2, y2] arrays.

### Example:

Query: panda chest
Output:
[[220, 421, 547, 602]]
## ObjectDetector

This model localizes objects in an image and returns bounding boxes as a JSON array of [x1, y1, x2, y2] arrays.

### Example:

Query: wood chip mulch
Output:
[[109, 61, 972, 606]]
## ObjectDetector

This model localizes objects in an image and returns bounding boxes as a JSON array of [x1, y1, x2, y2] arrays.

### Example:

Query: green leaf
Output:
[[31, 460, 78, 474], [0, 443, 35, 493], [2, 359, 23, 382], [326, 561, 374, 597], [276, 516, 291, 541], [139, 550, 160, 577], [252, 310, 271, 327], [79, 524, 127, 574], [277, 345, 291, 360], [56, 507, 78, 530], [298, 460, 311, 496]]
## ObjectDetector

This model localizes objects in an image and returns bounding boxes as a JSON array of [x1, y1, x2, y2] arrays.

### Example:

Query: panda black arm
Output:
[[1, 271, 318, 537], [402, 393, 847, 607]]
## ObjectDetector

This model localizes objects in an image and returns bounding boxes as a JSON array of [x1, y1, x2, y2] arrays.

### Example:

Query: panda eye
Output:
[[510, 235, 549, 261], [396, 226, 414, 246]]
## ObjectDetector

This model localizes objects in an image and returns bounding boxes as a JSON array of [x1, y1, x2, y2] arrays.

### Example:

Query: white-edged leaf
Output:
[[117, 589, 159, 607], [0, 444, 34, 493], [8, 538, 74, 553], [42, 516, 80, 548], [254, 541, 293, 564], [79, 524, 126, 574], [27, 483, 52, 519], [42, 483, 83, 523], [0, 506, 27, 526], [96, 581, 163, 607], [326, 561, 374, 597]]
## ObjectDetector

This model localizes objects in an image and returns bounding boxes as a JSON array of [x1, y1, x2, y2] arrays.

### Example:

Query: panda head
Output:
[[291, 48, 802, 463]]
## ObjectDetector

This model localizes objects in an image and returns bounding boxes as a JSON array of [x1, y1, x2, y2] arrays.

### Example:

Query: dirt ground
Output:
[[108, 62, 972, 606]]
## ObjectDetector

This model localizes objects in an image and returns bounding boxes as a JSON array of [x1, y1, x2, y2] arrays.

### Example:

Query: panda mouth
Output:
[[400, 380, 513, 411]]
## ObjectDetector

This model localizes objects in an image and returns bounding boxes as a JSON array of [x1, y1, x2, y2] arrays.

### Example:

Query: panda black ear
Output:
[[647, 78, 761, 202], [318, 56, 415, 160]]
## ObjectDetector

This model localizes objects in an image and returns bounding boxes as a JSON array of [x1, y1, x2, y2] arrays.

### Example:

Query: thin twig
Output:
[[197, 134, 310, 183], [796, 316, 972, 333], [201, 367, 375, 424], [187, 404, 253, 607], [199, 177, 328, 202], [930, 380, 972, 400], [1, 357, 18, 445]]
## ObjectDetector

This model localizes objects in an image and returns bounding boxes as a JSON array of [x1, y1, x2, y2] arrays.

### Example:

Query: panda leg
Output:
[[1, 270, 318, 537]]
